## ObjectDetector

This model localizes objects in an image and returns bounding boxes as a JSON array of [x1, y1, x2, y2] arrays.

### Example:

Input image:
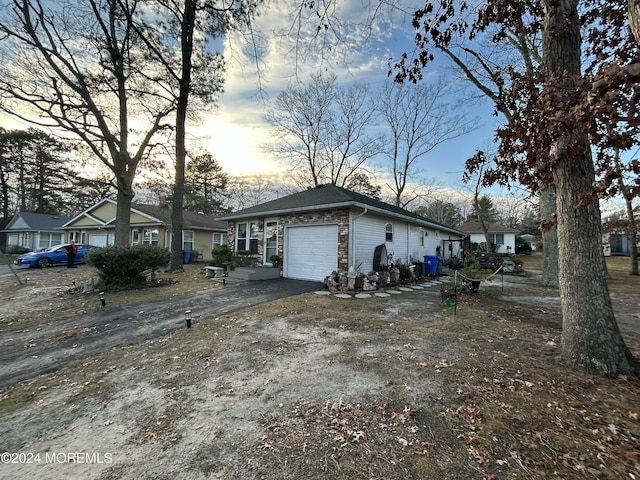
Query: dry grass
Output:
[[0, 254, 639, 479]]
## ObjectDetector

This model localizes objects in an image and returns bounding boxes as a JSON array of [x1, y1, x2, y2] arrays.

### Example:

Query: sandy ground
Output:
[[0, 262, 638, 479]]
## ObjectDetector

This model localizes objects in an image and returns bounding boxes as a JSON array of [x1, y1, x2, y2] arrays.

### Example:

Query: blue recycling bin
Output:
[[423, 255, 439, 275], [183, 250, 191, 264]]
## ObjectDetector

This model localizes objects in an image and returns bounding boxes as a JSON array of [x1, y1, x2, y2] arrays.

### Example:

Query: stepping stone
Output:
[[355, 293, 372, 299], [410, 285, 424, 289], [385, 289, 402, 294], [334, 294, 352, 299], [314, 290, 331, 295], [399, 287, 414, 292], [374, 292, 391, 297]]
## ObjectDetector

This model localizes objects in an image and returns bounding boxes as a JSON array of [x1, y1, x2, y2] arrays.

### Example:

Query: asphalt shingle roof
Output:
[[132, 203, 227, 231], [220, 184, 462, 234], [1, 212, 72, 232], [457, 219, 520, 234]]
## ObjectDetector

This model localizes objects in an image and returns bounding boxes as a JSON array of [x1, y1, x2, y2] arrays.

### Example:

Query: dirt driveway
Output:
[[0, 265, 320, 389], [0, 259, 639, 480]]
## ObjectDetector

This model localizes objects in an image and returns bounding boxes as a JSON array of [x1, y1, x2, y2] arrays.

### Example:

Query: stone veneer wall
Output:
[[277, 208, 350, 273], [226, 207, 351, 273]]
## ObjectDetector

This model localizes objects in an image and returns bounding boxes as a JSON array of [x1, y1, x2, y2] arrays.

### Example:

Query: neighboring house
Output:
[[59, 199, 228, 261], [602, 232, 638, 256], [519, 234, 538, 252], [1, 212, 72, 252], [457, 219, 519, 255], [219, 184, 465, 282]]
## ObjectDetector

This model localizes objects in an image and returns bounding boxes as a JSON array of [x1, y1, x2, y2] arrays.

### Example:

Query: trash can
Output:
[[424, 255, 439, 275], [183, 250, 191, 264]]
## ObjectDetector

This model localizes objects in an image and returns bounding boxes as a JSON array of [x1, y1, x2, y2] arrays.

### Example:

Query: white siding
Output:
[[351, 213, 455, 272], [351, 215, 384, 273]]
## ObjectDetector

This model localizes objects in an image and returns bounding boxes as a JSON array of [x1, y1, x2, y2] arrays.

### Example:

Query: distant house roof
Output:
[[220, 184, 463, 235], [60, 198, 227, 231], [131, 203, 227, 231], [457, 219, 520, 234], [0, 212, 72, 233]]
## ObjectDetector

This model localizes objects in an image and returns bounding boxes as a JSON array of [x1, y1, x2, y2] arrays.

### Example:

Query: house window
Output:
[[143, 229, 159, 246], [489, 233, 505, 245], [236, 222, 258, 253], [212, 232, 228, 249], [385, 223, 393, 242], [38, 233, 63, 249], [132, 229, 140, 245], [69, 231, 81, 243], [183, 230, 194, 251]]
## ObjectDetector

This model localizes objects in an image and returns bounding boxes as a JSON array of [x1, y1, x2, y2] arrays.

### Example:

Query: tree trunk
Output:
[[628, 0, 640, 43], [114, 180, 133, 246], [543, 0, 637, 376], [169, 0, 196, 272], [540, 187, 559, 287]]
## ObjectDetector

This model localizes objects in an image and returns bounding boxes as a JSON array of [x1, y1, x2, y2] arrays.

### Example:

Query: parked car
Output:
[[14, 244, 99, 268]]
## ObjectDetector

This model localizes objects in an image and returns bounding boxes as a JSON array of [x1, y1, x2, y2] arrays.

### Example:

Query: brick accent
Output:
[[227, 208, 351, 274], [278, 208, 350, 273]]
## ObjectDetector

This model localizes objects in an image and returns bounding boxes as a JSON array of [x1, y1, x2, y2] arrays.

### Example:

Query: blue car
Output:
[[14, 244, 99, 268]]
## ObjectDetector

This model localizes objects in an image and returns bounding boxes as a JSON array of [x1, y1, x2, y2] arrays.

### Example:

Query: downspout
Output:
[[351, 208, 368, 268], [407, 223, 410, 264]]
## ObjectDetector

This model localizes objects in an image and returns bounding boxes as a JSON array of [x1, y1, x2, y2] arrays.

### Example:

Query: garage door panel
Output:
[[286, 225, 338, 282]]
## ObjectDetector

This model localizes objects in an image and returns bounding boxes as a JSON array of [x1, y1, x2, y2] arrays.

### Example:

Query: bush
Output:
[[396, 260, 413, 280], [85, 245, 171, 286], [5, 245, 30, 254], [211, 245, 233, 268]]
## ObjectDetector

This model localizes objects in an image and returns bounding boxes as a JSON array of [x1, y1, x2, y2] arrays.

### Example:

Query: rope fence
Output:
[[440, 264, 505, 315]]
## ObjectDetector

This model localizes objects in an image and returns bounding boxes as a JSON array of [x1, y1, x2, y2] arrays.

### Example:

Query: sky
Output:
[[0, 0, 505, 205], [194, 1, 502, 196]]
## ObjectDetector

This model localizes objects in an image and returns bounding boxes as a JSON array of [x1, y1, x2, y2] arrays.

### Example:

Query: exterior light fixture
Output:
[[99, 292, 105, 307], [185, 310, 192, 328]]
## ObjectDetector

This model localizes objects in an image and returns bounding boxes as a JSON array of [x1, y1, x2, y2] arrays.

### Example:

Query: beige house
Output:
[[59, 199, 227, 261]]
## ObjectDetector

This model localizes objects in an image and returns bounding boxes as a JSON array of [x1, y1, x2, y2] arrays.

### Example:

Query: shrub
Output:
[[86, 245, 171, 286], [211, 244, 233, 268], [396, 260, 413, 280], [6, 245, 30, 254]]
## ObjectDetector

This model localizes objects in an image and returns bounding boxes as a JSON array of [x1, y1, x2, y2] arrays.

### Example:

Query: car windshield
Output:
[[44, 245, 65, 252]]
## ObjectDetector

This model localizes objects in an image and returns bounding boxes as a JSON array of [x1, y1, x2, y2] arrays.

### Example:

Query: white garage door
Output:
[[285, 225, 339, 282], [89, 234, 108, 247]]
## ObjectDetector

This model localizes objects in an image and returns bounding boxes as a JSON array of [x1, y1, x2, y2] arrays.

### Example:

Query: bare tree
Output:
[[0, 0, 174, 244], [125, 0, 260, 270], [265, 72, 382, 191], [225, 175, 282, 210], [415, 199, 463, 228], [378, 80, 475, 208]]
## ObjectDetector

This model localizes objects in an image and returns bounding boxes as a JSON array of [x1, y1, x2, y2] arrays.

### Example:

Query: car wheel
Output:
[[36, 258, 53, 268]]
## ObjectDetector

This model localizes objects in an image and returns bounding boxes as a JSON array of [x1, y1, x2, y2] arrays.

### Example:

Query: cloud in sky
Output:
[[197, 0, 498, 187]]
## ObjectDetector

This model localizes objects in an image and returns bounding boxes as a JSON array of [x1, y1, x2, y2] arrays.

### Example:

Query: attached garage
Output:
[[285, 224, 339, 282], [89, 234, 108, 247]]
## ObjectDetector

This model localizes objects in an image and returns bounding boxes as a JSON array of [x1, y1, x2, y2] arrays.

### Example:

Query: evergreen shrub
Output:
[[86, 245, 170, 286]]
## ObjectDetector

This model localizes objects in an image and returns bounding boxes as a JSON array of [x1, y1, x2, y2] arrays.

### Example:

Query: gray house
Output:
[[219, 184, 465, 282], [1, 212, 72, 252]]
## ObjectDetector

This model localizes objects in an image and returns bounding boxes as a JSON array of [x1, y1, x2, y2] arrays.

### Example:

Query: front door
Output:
[[265, 220, 278, 264]]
